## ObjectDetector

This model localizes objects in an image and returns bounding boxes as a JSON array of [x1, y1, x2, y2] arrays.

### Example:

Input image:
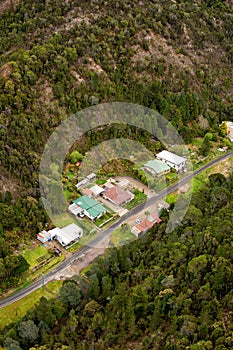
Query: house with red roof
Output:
[[103, 185, 134, 206]]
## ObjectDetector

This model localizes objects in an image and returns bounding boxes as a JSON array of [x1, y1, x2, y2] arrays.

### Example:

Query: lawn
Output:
[[94, 212, 114, 227], [124, 191, 147, 210], [22, 245, 49, 269], [0, 280, 63, 329], [110, 225, 135, 246]]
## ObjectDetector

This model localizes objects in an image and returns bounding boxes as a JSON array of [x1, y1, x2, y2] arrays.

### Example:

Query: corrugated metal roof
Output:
[[103, 186, 133, 206], [144, 159, 170, 174], [156, 150, 186, 165], [90, 185, 105, 196], [73, 195, 106, 218]]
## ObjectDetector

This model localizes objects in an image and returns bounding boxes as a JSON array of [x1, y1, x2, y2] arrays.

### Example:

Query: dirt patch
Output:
[[70, 70, 85, 84], [56, 236, 110, 279], [132, 30, 195, 74], [208, 157, 233, 177], [0, 0, 19, 15], [0, 63, 13, 78], [0, 172, 21, 198]]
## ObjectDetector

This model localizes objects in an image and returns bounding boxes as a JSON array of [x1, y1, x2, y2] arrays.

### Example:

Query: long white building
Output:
[[156, 150, 186, 172]]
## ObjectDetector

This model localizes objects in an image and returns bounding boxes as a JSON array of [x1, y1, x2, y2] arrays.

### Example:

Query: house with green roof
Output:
[[143, 159, 171, 177], [71, 195, 106, 220]]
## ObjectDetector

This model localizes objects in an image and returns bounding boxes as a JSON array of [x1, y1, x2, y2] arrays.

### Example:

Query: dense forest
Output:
[[0, 0, 232, 239], [0, 0, 233, 348], [1, 172, 233, 349]]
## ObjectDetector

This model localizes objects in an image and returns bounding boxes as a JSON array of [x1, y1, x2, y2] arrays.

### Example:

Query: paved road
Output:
[[1, 150, 233, 308]]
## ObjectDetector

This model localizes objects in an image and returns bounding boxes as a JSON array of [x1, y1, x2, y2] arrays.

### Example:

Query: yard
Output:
[[110, 224, 135, 246], [94, 212, 115, 228], [22, 245, 50, 269], [124, 189, 147, 210]]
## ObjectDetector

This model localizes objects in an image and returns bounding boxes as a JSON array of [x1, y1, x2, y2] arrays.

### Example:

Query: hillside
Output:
[[0, 0, 233, 193], [0, 1, 233, 347]]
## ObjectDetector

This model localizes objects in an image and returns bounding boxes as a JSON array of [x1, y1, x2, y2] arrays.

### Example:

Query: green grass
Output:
[[53, 213, 75, 227], [166, 192, 178, 204], [110, 225, 135, 246], [95, 212, 113, 227], [0, 280, 63, 329], [95, 179, 107, 185], [22, 245, 49, 269], [192, 138, 203, 147], [124, 191, 147, 210]]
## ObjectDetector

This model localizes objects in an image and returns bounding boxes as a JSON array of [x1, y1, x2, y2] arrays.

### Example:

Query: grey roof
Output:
[[90, 184, 105, 196], [86, 173, 96, 180], [156, 150, 186, 165]]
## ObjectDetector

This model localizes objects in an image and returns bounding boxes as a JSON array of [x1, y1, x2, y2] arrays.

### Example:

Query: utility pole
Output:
[[42, 273, 45, 291]]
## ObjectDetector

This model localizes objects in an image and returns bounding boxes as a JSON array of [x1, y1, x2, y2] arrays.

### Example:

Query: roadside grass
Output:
[[110, 225, 135, 246], [28, 255, 64, 281], [67, 230, 99, 253], [166, 192, 178, 204], [0, 280, 63, 329]]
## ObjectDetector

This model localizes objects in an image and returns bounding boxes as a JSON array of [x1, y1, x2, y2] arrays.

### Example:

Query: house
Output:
[[37, 223, 83, 248], [156, 150, 186, 172], [103, 185, 134, 206], [89, 184, 105, 197], [72, 195, 106, 220], [54, 223, 83, 247], [131, 212, 162, 238], [143, 159, 171, 177]]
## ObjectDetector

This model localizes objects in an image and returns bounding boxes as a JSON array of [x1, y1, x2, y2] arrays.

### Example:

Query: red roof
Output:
[[82, 188, 92, 196], [136, 217, 161, 233], [103, 185, 133, 206], [136, 219, 153, 232]]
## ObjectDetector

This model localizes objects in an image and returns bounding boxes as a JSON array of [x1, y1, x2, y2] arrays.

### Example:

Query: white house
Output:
[[37, 224, 83, 247], [156, 150, 186, 172]]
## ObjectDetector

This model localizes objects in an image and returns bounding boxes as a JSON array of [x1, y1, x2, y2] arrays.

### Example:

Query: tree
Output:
[[4, 338, 22, 350], [70, 151, 83, 164], [18, 320, 38, 343], [200, 135, 211, 156], [219, 121, 227, 135], [59, 281, 82, 308]]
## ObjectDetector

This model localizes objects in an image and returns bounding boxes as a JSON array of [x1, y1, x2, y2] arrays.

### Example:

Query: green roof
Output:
[[144, 159, 170, 174], [73, 195, 98, 210], [73, 196, 106, 218], [88, 204, 106, 217]]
